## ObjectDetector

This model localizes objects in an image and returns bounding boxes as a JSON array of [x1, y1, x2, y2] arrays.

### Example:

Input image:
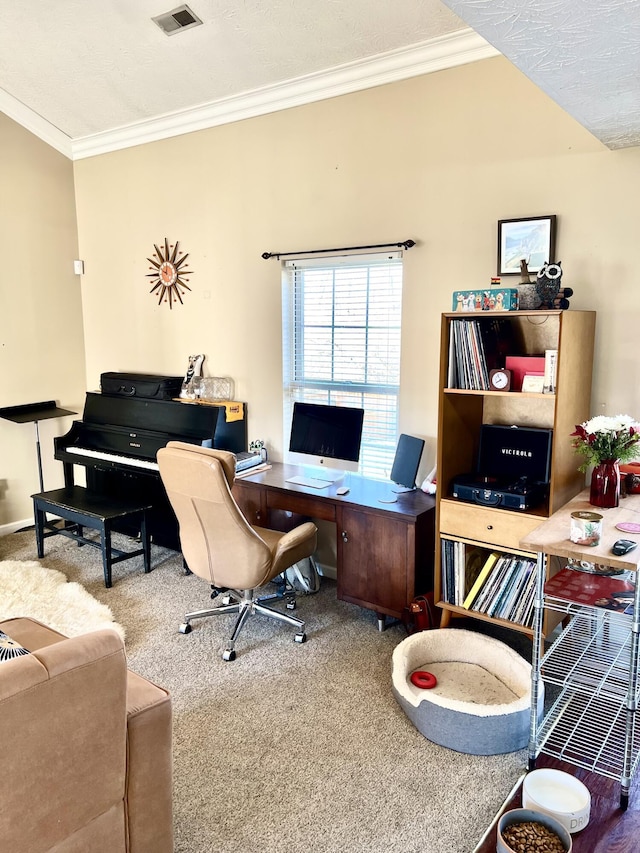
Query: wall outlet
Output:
[[73, 260, 85, 275]]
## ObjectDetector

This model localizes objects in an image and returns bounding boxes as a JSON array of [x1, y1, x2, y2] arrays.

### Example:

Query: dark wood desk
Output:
[[232, 462, 436, 628]]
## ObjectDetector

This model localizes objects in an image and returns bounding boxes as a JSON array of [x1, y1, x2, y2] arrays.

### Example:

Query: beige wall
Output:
[[0, 114, 85, 527], [74, 57, 640, 472], [3, 54, 640, 529]]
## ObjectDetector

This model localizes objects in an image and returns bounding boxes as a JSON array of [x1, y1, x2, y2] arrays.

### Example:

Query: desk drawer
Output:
[[266, 490, 336, 522], [440, 499, 540, 552]]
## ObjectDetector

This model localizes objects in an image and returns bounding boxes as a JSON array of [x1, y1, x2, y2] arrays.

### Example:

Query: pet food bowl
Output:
[[497, 808, 572, 853], [522, 768, 591, 834]]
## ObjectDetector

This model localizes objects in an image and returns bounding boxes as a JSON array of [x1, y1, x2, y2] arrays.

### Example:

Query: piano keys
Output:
[[55, 392, 247, 549]]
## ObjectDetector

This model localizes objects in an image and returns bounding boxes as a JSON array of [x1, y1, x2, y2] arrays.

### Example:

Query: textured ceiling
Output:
[[440, 0, 640, 150], [0, 0, 638, 158], [0, 0, 464, 139]]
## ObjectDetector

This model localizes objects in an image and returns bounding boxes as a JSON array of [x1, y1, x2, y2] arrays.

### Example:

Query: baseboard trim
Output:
[[0, 519, 33, 537], [317, 561, 337, 581]]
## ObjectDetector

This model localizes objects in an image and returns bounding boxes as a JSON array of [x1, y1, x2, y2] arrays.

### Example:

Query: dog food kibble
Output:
[[502, 820, 565, 852]]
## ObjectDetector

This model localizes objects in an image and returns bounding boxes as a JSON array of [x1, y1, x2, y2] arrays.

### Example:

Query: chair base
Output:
[[179, 587, 306, 660]]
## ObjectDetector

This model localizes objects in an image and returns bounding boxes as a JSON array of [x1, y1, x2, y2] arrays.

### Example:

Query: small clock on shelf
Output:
[[489, 368, 512, 392]]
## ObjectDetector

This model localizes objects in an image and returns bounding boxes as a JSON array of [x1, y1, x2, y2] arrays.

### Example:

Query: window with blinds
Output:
[[282, 251, 403, 480]]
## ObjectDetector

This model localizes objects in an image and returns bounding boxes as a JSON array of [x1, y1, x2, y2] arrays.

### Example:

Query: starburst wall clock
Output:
[[146, 238, 194, 308]]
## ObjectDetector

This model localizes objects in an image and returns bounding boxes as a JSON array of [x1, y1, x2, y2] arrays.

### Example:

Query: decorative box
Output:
[[505, 356, 547, 392], [201, 376, 235, 401], [452, 289, 519, 312]]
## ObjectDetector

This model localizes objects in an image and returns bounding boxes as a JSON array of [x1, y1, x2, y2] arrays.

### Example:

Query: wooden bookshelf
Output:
[[435, 309, 596, 636]]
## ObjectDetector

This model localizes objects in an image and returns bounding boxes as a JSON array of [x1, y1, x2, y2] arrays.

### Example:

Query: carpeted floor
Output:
[[0, 529, 529, 853]]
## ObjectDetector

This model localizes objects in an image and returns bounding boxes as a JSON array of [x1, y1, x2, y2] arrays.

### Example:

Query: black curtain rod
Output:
[[261, 239, 415, 260]]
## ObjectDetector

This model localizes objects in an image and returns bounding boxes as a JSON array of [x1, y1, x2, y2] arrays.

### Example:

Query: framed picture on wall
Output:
[[497, 215, 557, 275]]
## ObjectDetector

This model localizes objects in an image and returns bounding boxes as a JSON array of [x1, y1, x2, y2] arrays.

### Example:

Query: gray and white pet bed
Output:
[[392, 628, 541, 755]]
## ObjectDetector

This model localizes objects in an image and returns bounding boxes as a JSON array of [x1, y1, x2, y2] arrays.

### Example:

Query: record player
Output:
[[452, 424, 552, 511]]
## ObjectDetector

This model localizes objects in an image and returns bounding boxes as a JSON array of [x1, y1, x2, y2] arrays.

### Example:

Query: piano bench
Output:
[[31, 486, 152, 588]]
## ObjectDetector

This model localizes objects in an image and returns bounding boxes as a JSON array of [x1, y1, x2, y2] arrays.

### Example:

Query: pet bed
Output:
[[392, 628, 541, 755]]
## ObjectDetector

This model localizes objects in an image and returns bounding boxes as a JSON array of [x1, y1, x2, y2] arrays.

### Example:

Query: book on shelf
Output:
[[505, 559, 536, 623], [472, 555, 511, 613], [448, 319, 490, 391], [509, 567, 537, 627], [462, 550, 500, 609], [486, 558, 522, 618], [544, 566, 636, 613], [439, 542, 539, 628], [462, 546, 487, 602], [468, 553, 538, 627], [455, 540, 466, 606], [447, 324, 456, 388], [440, 539, 455, 604], [441, 543, 499, 607], [492, 558, 536, 622]]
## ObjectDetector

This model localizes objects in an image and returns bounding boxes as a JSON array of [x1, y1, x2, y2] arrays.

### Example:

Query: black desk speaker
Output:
[[390, 434, 425, 490]]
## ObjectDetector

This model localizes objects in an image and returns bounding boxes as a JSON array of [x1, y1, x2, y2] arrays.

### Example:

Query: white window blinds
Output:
[[282, 252, 403, 479]]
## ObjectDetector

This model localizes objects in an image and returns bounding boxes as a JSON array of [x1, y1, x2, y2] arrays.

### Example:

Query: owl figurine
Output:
[[535, 261, 563, 309]]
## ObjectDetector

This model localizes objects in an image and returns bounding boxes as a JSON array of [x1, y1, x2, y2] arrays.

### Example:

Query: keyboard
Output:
[[285, 475, 331, 489], [67, 446, 160, 471]]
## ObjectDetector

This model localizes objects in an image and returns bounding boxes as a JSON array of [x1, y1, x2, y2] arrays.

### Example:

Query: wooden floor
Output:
[[473, 754, 640, 852]]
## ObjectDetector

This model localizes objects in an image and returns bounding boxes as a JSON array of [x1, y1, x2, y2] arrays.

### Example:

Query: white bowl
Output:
[[497, 808, 572, 852], [522, 769, 591, 834]]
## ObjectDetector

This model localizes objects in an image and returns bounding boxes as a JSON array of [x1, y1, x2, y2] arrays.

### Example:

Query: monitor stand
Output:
[[379, 483, 415, 504]]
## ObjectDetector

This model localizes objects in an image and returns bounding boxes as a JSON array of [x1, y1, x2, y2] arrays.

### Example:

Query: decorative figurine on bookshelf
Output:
[[542, 349, 557, 394], [552, 287, 573, 310], [179, 354, 205, 399], [249, 438, 268, 463], [535, 261, 563, 308], [517, 258, 542, 309]]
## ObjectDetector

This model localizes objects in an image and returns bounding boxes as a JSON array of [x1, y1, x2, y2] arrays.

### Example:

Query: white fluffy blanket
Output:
[[0, 560, 125, 640]]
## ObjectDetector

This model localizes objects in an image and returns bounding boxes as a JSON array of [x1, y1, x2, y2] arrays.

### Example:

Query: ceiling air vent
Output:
[[152, 5, 203, 36]]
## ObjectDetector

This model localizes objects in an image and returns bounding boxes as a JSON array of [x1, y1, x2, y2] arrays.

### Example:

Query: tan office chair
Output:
[[157, 441, 318, 661]]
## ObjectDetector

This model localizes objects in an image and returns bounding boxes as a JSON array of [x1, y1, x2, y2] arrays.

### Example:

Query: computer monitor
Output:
[[390, 434, 425, 492], [287, 402, 364, 479]]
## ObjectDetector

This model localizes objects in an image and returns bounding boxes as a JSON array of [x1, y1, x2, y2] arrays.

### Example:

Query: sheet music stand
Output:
[[0, 400, 77, 492]]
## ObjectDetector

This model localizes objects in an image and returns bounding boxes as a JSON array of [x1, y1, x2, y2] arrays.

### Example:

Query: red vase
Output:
[[590, 460, 621, 508]]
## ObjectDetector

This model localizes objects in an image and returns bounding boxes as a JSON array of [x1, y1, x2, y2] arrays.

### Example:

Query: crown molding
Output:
[[0, 87, 72, 158], [72, 29, 496, 160], [4, 28, 497, 161]]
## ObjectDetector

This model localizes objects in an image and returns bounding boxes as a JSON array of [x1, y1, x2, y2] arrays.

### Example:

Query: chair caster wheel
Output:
[[286, 598, 296, 610], [294, 632, 306, 644], [178, 622, 192, 634], [222, 648, 236, 661]]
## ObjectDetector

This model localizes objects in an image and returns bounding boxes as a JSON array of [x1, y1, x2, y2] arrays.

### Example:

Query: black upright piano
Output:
[[55, 392, 247, 550]]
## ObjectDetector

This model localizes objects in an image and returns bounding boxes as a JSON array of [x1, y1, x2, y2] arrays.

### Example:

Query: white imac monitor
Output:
[[287, 402, 364, 481]]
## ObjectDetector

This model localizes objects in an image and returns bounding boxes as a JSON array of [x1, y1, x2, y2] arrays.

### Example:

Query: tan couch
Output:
[[0, 617, 173, 853]]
